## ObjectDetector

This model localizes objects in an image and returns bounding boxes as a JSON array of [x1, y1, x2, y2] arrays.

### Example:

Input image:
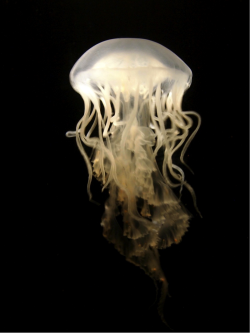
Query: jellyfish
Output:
[[66, 38, 201, 326]]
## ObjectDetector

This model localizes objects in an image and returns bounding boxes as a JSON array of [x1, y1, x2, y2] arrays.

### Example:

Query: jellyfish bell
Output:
[[69, 38, 192, 107], [66, 38, 201, 326]]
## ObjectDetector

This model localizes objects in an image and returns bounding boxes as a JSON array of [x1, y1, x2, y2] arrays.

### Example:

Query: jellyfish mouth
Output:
[[93, 119, 192, 327]]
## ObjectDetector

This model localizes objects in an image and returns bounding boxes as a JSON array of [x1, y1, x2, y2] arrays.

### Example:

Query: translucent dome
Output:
[[70, 38, 192, 96]]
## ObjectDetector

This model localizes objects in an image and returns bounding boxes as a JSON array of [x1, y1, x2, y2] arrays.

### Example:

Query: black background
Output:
[[4, 0, 248, 332]]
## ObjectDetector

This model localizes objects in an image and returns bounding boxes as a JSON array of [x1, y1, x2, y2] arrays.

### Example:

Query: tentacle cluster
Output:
[[66, 80, 201, 324]]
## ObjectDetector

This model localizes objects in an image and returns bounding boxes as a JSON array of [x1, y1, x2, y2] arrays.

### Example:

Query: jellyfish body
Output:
[[66, 38, 201, 325]]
